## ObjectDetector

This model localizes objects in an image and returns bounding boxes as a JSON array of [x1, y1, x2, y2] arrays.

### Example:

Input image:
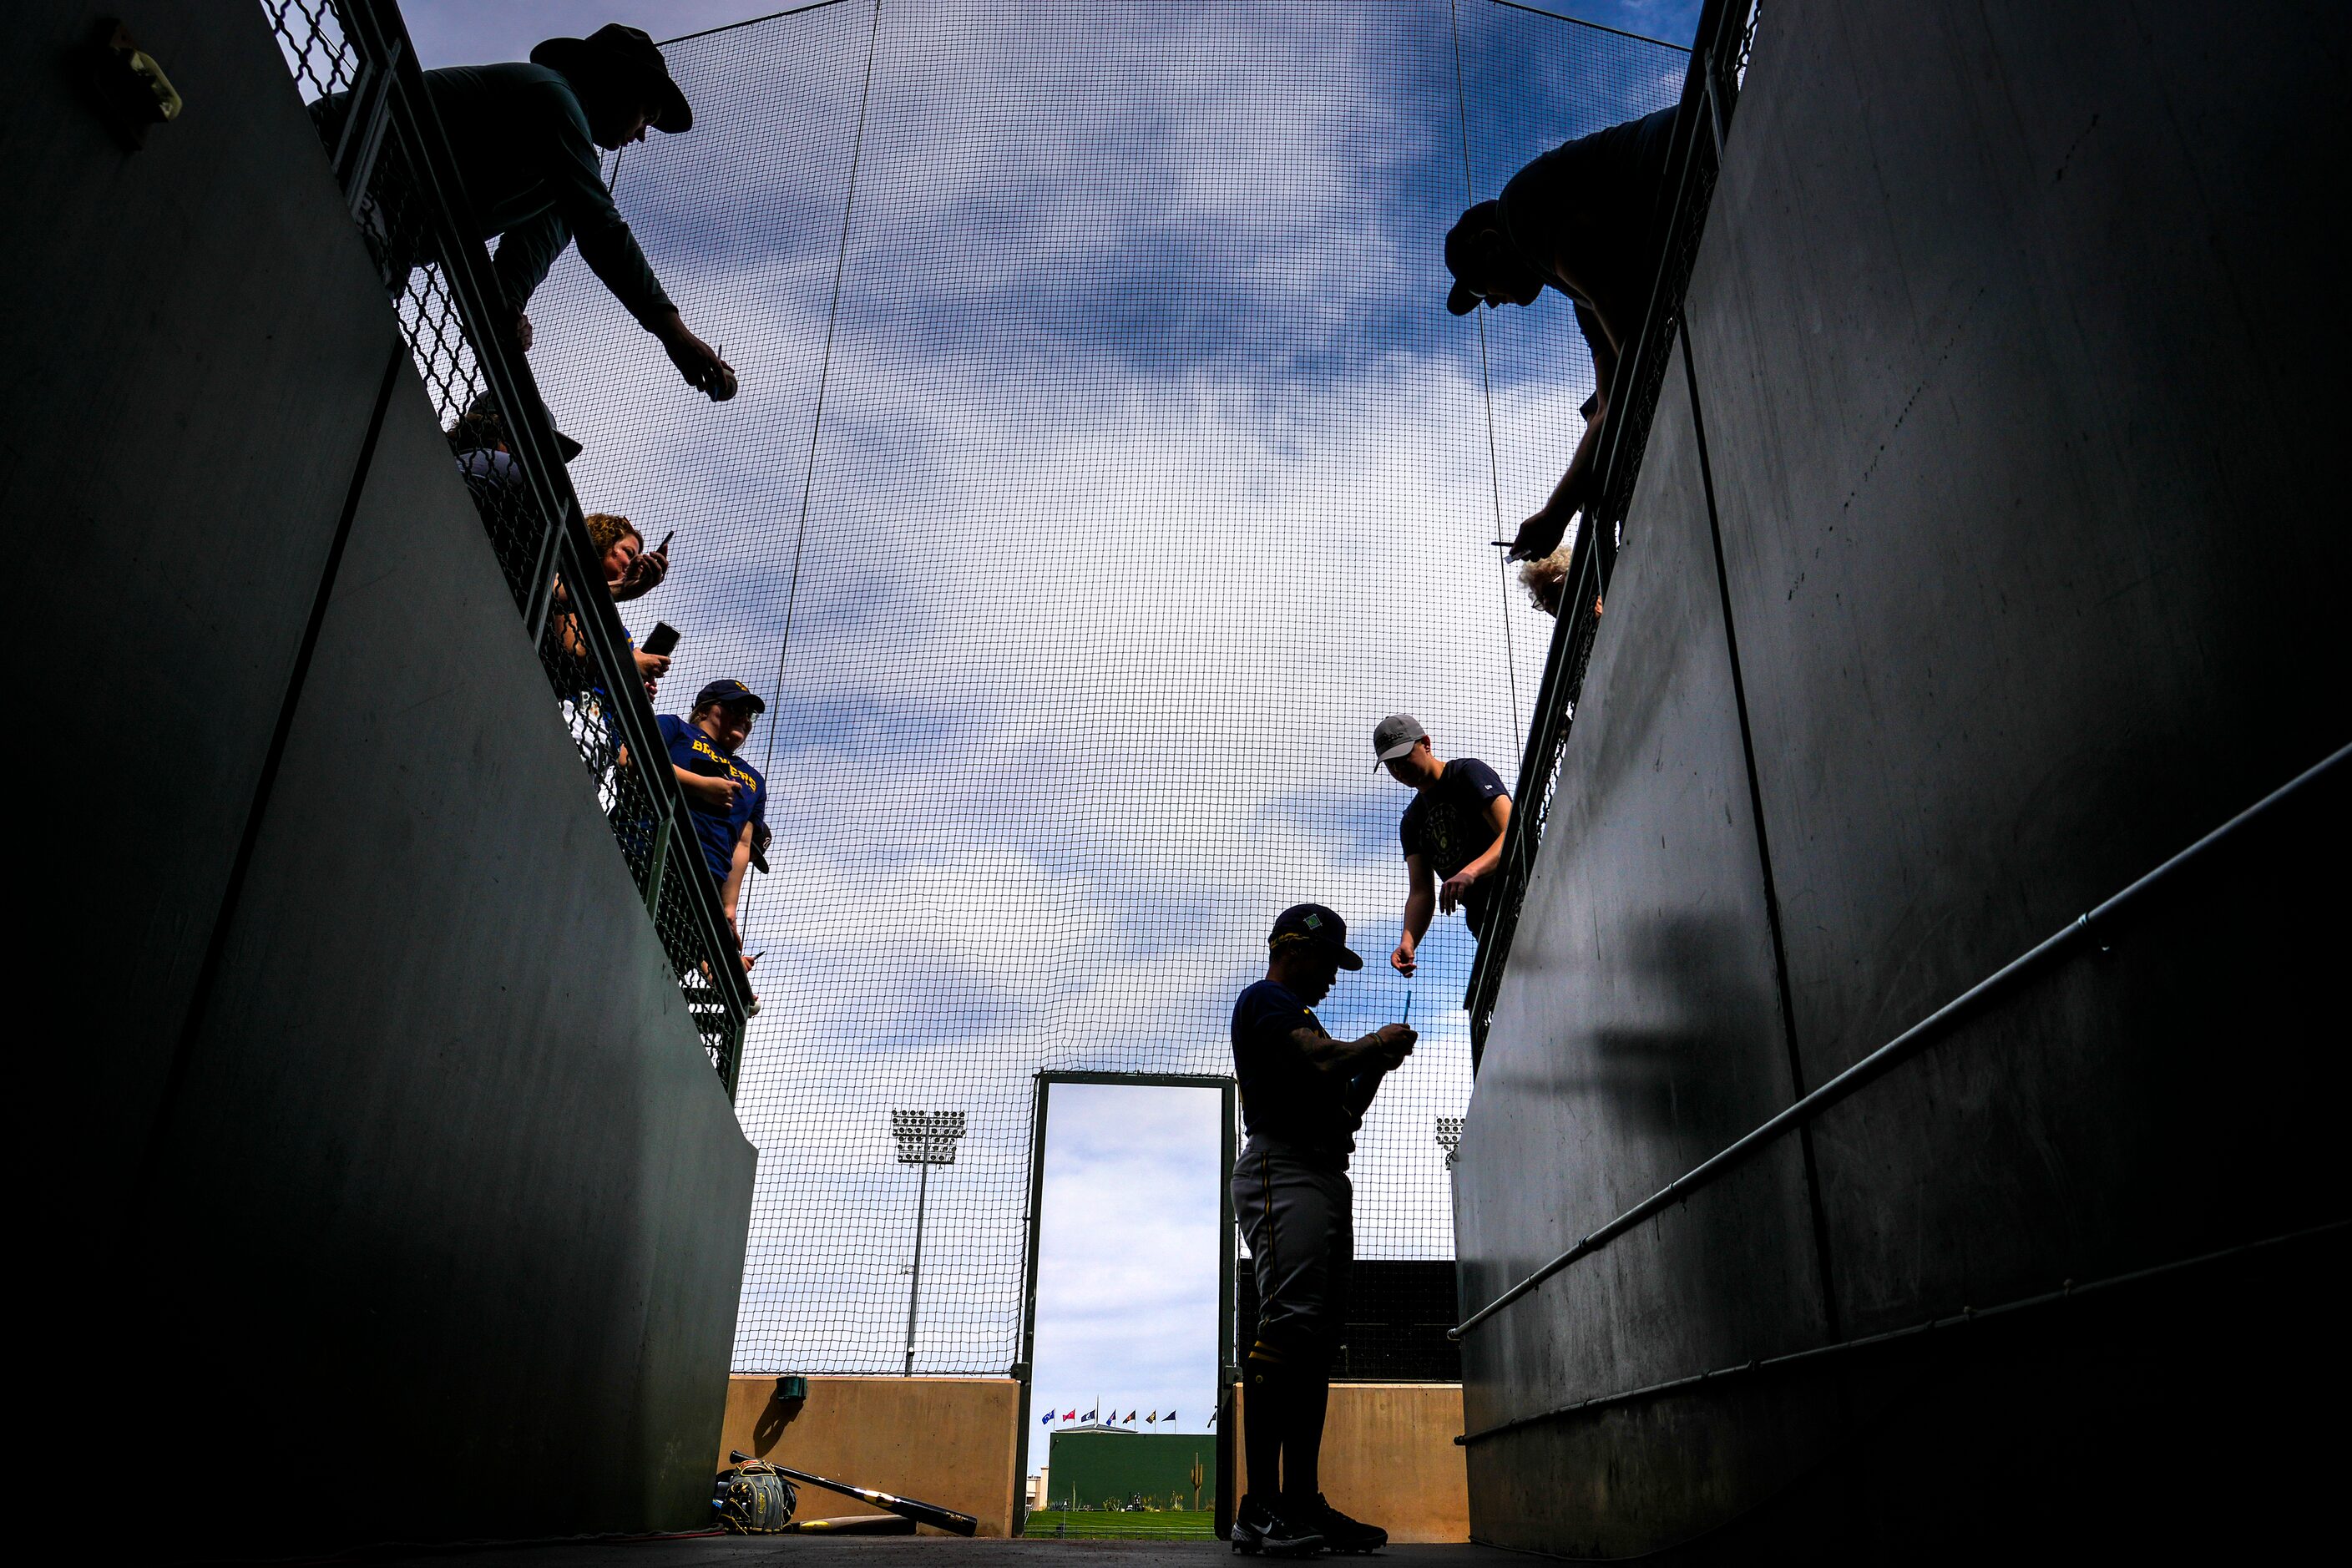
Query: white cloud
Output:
[[1026, 1083, 1223, 1472], [488, 0, 1685, 1373]]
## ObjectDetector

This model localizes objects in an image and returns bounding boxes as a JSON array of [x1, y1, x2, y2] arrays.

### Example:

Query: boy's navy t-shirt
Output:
[[1400, 758, 1510, 936], [1232, 979, 1357, 1163], [657, 714, 767, 883]]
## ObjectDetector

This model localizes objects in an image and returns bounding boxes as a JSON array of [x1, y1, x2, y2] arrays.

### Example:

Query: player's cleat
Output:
[[1302, 1495, 1386, 1555], [1232, 1494, 1327, 1556]]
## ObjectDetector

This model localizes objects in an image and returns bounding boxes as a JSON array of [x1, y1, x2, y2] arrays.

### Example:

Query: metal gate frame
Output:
[[1012, 1070, 1239, 1540]]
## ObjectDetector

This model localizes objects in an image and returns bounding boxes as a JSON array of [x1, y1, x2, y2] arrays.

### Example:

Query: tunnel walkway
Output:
[[377, 1543, 1512, 1567]]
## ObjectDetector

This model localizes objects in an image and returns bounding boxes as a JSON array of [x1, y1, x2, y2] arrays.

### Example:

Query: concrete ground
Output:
[[374, 1541, 1515, 1567]]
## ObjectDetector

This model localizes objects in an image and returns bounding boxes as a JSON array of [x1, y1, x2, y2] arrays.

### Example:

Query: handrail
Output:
[[1455, 1219, 2349, 1444], [1462, 0, 1758, 1063], [264, 0, 753, 1094], [1450, 741, 2350, 1341]]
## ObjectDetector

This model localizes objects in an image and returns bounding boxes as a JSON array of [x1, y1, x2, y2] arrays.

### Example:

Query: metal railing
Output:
[[1463, 0, 1759, 1062], [260, 0, 751, 1095], [1450, 740, 2351, 1345]]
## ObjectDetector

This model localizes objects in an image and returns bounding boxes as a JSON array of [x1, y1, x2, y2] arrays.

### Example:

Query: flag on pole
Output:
[[1166, 1410, 1177, 1421], [1146, 1412, 1156, 1424], [1123, 1410, 1136, 1424], [1207, 1409, 1217, 1425], [1066, 1409, 1078, 1420], [1085, 1409, 1097, 1421], [1041, 1411, 1054, 1424]]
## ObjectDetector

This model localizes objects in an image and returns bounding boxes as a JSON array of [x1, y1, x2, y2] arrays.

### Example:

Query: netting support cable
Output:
[[1449, 0, 1524, 757], [751, 0, 885, 819], [661, 0, 858, 48], [1485, 0, 1694, 53]]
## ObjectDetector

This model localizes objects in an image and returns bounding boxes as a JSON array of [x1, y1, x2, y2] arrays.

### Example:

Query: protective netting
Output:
[[518, 0, 1687, 1374]]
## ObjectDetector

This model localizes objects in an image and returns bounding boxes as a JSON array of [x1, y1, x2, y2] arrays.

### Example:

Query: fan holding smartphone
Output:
[[640, 620, 682, 695]]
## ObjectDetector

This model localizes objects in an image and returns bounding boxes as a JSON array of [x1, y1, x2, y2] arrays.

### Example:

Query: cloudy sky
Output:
[[400, 0, 1692, 1462]]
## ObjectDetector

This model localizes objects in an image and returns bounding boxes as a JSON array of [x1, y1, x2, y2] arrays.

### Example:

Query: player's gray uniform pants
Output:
[[1232, 1137, 1352, 1365]]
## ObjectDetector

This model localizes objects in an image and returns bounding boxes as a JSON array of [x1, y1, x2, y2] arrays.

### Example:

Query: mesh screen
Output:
[[518, 0, 1687, 1374]]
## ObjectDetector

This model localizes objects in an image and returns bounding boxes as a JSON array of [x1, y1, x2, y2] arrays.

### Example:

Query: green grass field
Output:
[[1023, 1510, 1219, 1540]]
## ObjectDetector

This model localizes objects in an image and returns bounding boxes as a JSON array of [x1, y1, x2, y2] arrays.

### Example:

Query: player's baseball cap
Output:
[[1444, 200, 1505, 315], [693, 679, 766, 713], [1269, 903, 1364, 971], [1373, 713, 1428, 768]]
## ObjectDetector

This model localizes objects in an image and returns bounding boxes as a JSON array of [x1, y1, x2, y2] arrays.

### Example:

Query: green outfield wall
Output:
[[1045, 1430, 1216, 1513]]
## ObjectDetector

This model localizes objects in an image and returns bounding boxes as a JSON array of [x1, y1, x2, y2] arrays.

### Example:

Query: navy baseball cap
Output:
[[1444, 200, 1505, 315], [693, 679, 766, 713], [1269, 903, 1363, 970]]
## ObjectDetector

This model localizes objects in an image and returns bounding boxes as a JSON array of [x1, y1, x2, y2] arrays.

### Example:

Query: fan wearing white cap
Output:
[[1373, 715, 1513, 978]]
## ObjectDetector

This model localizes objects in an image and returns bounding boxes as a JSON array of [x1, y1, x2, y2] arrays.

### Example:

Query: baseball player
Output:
[[1230, 904, 1417, 1556]]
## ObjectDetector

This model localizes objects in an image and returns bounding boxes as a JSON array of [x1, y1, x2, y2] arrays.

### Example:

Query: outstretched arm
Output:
[[1393, 854, 1436, 976], [1509, 310, 1621, 560], [1439, 796, 1515, 913], [516, 79, 737, 399], [1508, 389, 1607, 559], [721, 821, 753, 928]]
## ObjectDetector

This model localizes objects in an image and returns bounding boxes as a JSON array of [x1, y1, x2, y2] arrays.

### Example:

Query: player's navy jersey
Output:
[[1231, 979, 1357, 1161]]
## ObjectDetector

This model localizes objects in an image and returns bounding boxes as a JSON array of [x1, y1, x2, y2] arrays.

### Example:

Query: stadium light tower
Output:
[[893, 1110, 967, 1375], [1436, 1115, 1463, 1170]]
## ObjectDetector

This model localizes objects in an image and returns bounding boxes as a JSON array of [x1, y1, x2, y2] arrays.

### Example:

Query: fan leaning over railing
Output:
[[260, 0, 758, 1092]]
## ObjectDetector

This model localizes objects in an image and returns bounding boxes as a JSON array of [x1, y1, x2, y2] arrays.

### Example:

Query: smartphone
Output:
[[642, 621, 681, 657]]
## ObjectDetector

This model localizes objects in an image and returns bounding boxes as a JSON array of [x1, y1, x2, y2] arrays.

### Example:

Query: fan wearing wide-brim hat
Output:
[[307, 23, 739, 401], [529, 23, 695, 137]]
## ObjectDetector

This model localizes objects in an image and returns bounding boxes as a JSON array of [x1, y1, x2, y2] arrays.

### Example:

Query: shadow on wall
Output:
[[716, 1375, 1023, 1536], [753, 1378, 807, 1454]]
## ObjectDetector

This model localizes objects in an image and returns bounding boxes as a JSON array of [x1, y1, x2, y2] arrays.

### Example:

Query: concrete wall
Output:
[[1457, 0, 2349, 1556], [8, 1, 399, 1199], [721, 1375, 1469, 1544], [718, 1375, 1024, 1537], [1233, 1383, 1470, 1543], [14, 3, 755, 1550]]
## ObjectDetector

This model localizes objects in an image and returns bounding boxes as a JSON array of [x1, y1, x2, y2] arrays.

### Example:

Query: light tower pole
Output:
[[1435, 1115, 1463, 1170], [893, 1109, 967, 1375]]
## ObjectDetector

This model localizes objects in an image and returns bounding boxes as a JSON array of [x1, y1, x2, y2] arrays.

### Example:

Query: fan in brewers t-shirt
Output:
[[1372, 713, 1514, 978], [657, 680, 769, 969]]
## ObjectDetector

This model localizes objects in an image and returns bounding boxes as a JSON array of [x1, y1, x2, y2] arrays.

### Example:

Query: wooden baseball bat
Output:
[[731, 1453, 980, 1535]]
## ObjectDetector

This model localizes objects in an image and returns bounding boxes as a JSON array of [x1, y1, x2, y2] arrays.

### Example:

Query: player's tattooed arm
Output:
[[1287, 1022, 1417, 1080]]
